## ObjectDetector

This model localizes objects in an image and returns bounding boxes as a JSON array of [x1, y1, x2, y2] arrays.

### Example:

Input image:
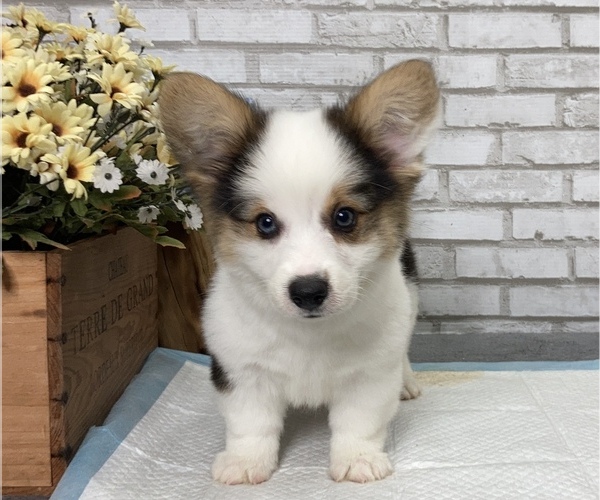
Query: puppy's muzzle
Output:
[[288, 275, 329, 312]]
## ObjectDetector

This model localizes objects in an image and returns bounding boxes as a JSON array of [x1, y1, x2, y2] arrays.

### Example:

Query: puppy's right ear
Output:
[[158, 72, 262, 187]]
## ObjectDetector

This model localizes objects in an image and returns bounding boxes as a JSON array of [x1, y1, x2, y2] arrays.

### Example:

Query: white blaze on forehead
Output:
[[238, 109, 357, 213]]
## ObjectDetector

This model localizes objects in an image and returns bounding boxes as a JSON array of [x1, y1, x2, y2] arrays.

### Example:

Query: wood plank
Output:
[[2, 465, 52, 487], [2, 253, 52, 487], [58, 228, 158, 452], [157, 225, 213, 352]]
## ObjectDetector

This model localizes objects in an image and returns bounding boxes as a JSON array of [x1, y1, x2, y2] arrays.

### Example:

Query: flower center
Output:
[[104, 172, 112, 180], [16, 132, 28, 148], [17, 82, 37, 97], [66, 163, 78, 179], [52, 124, 63, 136], [150, 171, 157, 179]]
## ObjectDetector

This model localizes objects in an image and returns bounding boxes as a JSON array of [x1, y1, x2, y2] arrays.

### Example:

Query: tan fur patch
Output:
[[158, 72, 257, 182], [323, 182, 413, 257]]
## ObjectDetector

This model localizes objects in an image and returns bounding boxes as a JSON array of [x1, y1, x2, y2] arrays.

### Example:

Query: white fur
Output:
[[206, 110, 419, 484]]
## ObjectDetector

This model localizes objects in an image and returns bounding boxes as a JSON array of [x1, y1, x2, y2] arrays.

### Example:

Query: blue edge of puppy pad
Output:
[[51, 348, 598, 499]]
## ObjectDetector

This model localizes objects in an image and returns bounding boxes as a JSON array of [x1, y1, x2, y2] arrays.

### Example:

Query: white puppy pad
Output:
[[51, 349, 599, 500]]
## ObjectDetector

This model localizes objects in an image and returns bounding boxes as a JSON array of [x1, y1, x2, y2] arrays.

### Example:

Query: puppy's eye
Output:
[[333, 207, 357, 232], [256, 213, 279, 238]]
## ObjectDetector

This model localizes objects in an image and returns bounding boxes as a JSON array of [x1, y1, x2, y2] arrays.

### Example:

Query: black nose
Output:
[[288, 275, 329, 311]]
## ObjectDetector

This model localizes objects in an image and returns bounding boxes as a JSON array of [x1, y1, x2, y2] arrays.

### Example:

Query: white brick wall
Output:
[[19, 0, 597, 344]]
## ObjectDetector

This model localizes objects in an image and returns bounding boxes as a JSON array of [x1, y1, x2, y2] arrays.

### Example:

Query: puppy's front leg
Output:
[[212, 379, 286, 485], [328, 380, 400, 483]]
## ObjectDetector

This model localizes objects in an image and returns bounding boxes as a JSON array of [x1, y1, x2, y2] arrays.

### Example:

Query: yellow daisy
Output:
[[24, 8, 63, 35], [34, 101, 86, 144], [41, 144, 102, 199], [44, 42, 85, 63], [1, 30, 27, 64], [3, 4, 28, 28], [62, 24, 89, 43], [89, 62, 144, 117], [1, 113, 55, 167], [143, 55, 175, 78], [113, 1, 145, 32], [85, 33, 138, 70], [157, 134, 177, 166], [2, 58, 54, 113], [68, 100, 96, 130]]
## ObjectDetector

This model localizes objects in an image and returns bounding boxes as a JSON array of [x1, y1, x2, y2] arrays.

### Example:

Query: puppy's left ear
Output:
[[343, 59, 441, 177]]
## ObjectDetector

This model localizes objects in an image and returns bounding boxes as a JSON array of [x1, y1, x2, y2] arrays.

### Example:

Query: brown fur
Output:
[[158, 72, 266, 247], [345, 60, 440, 176]]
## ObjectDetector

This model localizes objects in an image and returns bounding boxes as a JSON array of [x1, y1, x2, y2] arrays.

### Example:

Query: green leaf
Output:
[[88, 191, 113, 211], [70, 198, 88, 217], [52, 201, 67, 218], [154, 235, 186, 249], [13, 229, 71, 251], [109, 185, 142, 201]]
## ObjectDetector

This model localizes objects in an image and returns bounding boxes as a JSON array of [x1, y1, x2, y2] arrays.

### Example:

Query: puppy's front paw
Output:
[[212, 451, 276, 485], [401, 377, 421, 400], [329, 452, 393, 483]]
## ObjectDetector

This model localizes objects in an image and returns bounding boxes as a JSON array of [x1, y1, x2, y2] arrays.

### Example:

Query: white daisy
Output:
[[173, 197, 186, 212], [135, 158, 169, 185], [93, 157, 123, 193], [137, 205, 159, 223], [184, 203, 203, 230]]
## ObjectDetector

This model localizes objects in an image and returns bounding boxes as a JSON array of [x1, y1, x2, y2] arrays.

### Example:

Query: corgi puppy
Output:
[[159, 60, 441, 485]]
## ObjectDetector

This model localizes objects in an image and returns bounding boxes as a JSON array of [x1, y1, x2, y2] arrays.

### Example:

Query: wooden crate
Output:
[[157, 224, 215, 353], [2, 228, 158, 496]]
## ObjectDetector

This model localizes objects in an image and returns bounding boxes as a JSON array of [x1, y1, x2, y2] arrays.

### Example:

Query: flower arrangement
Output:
[[2, 2, 202, 250]]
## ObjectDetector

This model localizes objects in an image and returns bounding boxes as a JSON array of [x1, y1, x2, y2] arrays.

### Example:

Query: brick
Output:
[[510, 286, 599, 317], [449, 14, 561, 49], [71, 7, 191, 41], [563, 321, 600, 333], [426, 131, 498, 166], [503, 131, 599, 165], [449, 170, 563, 203], [383, 53, 434, 68], [575, 248, 599, 278], [506, 55, 599, 89], [513, 209, 599, 240], [414, 170, 440, 201], [133, 10, 191, 42], [70, 7, 117, 34], [380, 0, 596, 4], [239, 88, 343, 110], [148, 49, 246, 83], [437, 56, 497, 89], [196, 9, 312, 43], [570, 15, 600, 48], [316, 12, 441, 48], [412, 210, 504, 241], [439, 320, 554, 335], [413, 246, 455, 280], [563, 94, 599, 128], [384, 55, 497, 90], [259, 53, 374, 86], [419, 285, 501, 316], [502, 0, 598, 5], [456, 247, 569, 279], [445, 95, 556, 128], [573, 171, 599, 202]]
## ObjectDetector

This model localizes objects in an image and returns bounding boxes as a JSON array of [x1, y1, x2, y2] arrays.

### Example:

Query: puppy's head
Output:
[[159, 60, 440, 319]]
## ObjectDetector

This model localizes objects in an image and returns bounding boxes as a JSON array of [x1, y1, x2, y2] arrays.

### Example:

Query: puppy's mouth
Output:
[[301, 311, 325, 319]]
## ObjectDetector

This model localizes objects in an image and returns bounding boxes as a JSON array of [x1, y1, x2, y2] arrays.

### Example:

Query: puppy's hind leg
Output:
[[400, 354, 421, 400]]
